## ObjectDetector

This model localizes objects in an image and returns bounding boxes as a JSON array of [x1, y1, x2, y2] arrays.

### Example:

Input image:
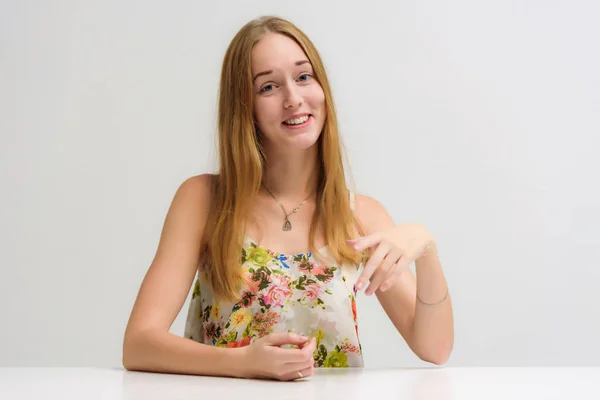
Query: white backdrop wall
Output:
[[1, 1, 599, 368]]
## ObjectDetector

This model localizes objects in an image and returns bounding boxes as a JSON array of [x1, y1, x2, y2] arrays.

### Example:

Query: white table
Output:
[[1, 367, 599, 399]]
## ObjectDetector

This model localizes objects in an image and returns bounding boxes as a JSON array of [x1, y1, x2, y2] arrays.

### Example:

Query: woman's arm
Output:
[[122, 174, 243, 377], [412, 244, 454, 364], [353, 193, 454, 365]]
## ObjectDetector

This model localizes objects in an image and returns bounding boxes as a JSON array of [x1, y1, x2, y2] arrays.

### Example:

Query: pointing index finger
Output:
[[348, 233, 381, 252], [355, 242, 389, 291]]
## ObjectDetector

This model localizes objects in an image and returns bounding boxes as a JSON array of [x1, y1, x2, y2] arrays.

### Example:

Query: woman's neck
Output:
[[261, 146, 319, 200]]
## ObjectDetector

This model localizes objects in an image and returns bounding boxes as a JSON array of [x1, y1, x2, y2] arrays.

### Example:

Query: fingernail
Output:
[[355, 281, 363, 290]]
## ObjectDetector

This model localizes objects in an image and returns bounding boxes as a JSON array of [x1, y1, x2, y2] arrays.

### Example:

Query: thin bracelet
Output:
[[416, 287, 449, 307]]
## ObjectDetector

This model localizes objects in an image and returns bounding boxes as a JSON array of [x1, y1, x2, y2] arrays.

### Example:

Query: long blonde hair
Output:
[[206, 16, 365, 301]]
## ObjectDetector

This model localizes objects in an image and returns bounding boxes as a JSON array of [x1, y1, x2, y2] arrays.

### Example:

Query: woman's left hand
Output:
[[347, 223, 436, 295]]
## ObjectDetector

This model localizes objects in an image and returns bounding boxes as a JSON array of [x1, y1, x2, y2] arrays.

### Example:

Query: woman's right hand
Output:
[[240, 332, 317, 381]]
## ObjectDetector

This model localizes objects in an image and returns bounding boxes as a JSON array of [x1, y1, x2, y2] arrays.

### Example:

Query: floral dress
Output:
[[183, 192, 364, 368]]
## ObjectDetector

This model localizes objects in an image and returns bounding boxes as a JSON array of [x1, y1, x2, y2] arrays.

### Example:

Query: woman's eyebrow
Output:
[[253, 60, 311, 81]]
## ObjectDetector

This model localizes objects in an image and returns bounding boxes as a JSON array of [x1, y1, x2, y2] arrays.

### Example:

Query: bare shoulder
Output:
[[169, 173, 216, 217], [353, 193, 396, 235], [174, 173, 216, 203], [154, 173, 217, 250]]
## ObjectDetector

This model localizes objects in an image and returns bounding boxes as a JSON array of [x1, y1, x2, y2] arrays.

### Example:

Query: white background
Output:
[[1, 1, 599, 368]]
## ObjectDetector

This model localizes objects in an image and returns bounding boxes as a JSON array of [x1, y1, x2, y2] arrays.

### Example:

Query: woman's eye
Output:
[[260, 84, 274, 93], [298, 73, 311, 82]]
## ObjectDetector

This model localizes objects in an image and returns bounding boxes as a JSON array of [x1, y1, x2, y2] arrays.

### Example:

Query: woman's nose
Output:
[[283, 85, 303, 109]]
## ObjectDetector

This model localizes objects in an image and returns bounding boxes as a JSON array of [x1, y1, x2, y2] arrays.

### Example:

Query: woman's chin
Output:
[[287, 130, 321, 150], [261, 126, 322, 152]]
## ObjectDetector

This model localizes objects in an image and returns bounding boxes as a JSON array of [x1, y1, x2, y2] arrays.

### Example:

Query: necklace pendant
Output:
[[283, 219, 292, 231]]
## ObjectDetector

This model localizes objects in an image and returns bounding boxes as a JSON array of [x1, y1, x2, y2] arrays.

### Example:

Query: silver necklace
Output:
[[263, 184, 312, 231]]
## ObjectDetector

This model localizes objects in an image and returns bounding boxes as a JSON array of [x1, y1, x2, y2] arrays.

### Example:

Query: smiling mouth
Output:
[[283, 114, 312, 126]]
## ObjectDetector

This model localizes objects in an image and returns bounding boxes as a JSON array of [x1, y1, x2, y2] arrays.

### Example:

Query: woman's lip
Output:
[[283, 113, 311, 122], [282, 115, 313, 129]]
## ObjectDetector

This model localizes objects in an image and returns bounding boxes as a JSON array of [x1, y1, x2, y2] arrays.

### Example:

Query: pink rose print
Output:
[[245, 275, 261, 294], [305, 283, 323, 303], [280, 274, 292, 286], [260, 285, 291, 308], [311, 263, 326, 276], [246, 269, 271, 293], [298, 261, 315, 274]]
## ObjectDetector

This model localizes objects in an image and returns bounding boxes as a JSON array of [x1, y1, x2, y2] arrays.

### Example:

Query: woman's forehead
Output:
[[251, 33, 308, 74]]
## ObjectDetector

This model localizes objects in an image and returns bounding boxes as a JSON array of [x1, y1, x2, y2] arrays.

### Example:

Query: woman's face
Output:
[[251, 33, 326, 151]]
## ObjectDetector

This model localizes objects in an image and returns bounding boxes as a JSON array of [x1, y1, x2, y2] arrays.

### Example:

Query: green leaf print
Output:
[[260, 266, 273, 275], [258, 275, 271, 291], [323, 350, 349, 368], [242, 322, 252, 339], [315, 328, 325, 345], [315, 344, 327, 367], [225, 330, 238, 343], [315, 266, 337, 282], [202, 305, 211, 323], [241, 248, 247, 263], [238, 292, 254, 308], [295, 275, 307, 290], [192, 279, 201, 299], [293, 254, 309, 263], [258, 297, 271, 310]]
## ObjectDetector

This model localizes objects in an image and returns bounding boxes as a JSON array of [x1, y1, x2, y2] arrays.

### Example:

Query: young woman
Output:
[[123, 15, 453, 382]]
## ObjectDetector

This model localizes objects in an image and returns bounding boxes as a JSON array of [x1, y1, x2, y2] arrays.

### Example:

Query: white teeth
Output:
[[284, 115, 309, 125]]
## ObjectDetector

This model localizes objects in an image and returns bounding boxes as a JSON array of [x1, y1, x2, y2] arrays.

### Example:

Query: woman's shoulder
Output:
[[351, 192, 396, 235], [180, 172, 217, 186], [167, 173, 219, 249], [177, 173, 218, 196], [169, 173, 218, 226], [176, 173, 217, 200]]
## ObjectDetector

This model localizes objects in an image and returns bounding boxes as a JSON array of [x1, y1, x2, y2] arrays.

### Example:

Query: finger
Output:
[[282, 355, 316, 374], [356, 242, 390, 291], [379, 265, 402, 292], [365, 248, 403, 295], [348, 232, 382, 252], [394, 254, 412, 273], [298, 336, 317, 352], [377, 247, 403, 277], [380, 258, 410, 292], [275, 337, 316, 363], [262, 332, 308, 347], [279, 364, 315, 381]]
